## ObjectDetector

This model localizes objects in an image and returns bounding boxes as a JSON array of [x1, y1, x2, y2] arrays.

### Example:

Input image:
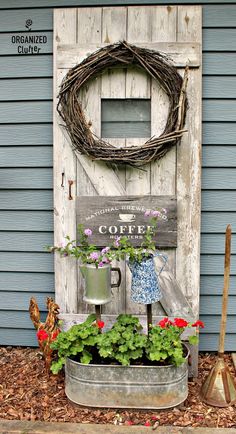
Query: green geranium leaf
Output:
[[50, 357, 65, 374], [80, 350, 93, 365], [189, 335, 199, 345]]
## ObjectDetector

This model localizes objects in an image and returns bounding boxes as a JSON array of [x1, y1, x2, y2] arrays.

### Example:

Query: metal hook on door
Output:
[[68, 180, 73, 200]]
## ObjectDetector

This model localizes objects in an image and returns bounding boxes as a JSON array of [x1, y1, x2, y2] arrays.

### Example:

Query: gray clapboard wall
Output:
[[0, 1, 236, 351]]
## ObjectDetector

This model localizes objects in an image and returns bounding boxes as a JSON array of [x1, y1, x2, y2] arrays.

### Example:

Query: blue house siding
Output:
[[0, 1, 236, 350]]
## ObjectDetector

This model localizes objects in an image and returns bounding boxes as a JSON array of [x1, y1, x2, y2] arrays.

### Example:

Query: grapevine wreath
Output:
[[57, 41, 188, 167]]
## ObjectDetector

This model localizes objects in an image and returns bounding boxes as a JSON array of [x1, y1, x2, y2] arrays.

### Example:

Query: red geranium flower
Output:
[[126, 420, 134, 426], [97, 320, 105, 329], [173, 318, 189, 328], [192, 320, 205, 329], [144, 420, 151, 426], [52, 329, 60, 340], [158, 317, 173, 328], [36, 329, 49, 341]]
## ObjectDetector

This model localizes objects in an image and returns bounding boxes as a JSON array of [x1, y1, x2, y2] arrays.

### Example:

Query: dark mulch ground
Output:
[[0, 347, 236, 428]]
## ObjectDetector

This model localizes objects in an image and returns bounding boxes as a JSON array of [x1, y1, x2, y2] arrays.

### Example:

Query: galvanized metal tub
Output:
[[65, 347, 189, 409]]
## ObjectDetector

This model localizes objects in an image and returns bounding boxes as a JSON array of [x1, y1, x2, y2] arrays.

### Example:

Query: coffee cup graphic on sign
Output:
[[118, 214, 136, 222]]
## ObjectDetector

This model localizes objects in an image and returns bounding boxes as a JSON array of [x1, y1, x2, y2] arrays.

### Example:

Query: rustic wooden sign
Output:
[[76, 195, 177, 247]]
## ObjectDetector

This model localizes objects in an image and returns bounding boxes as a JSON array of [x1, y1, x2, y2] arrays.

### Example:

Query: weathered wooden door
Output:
[[54, 6, 202, 320]]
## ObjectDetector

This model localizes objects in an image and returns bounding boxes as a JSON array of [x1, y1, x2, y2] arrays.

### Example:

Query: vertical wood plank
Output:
[[176, 6, 202, 317], [151, 6, 177, 42], [54, 9, 77, 45], [77, 7, 102, 314], [101, 7, 127, 315], [125, 7, 152, 315], [54, 10, 78, 313], [150, 5, 177, 197], [177, 6, 202, 42], [126, 67, 150, 98], [127, 7, 152, 42], [150, 6, 177, 316], [77, 7, 102, 44], [101, 69, 126, 100], [102, 7, 126, 43]]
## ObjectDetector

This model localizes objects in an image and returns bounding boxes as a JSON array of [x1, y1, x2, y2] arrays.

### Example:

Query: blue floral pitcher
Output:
[[128, 252, 167, 304]]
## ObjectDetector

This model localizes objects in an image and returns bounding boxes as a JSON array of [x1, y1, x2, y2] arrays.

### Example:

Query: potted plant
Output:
[[49, 225, 121, 305], [115, 209, 168, 306], [50, 313, 204, 409]]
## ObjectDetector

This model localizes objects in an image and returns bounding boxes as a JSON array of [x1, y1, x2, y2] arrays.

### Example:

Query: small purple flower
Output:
[[144, 210, 150, 217], [114, 236, 121, 247], [98, 261, 104, 267], [63, 252, 68, 257], [102, 256, 110, 263], [101, 247, 110, 254], [89, 251, 99, 261], [151, 210, 160, 217], [84, 228, 92, 236]]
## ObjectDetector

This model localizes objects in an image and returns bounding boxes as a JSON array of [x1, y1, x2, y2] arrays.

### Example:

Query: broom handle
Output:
[[218, 224, 231, 356]]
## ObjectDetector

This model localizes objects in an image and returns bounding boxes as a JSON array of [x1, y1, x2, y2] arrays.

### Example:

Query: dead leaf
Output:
[[7, 408, 19, 417]]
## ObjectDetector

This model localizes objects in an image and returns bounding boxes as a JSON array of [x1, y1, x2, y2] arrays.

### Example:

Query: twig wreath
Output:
[[57, 41, 188, 166]]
